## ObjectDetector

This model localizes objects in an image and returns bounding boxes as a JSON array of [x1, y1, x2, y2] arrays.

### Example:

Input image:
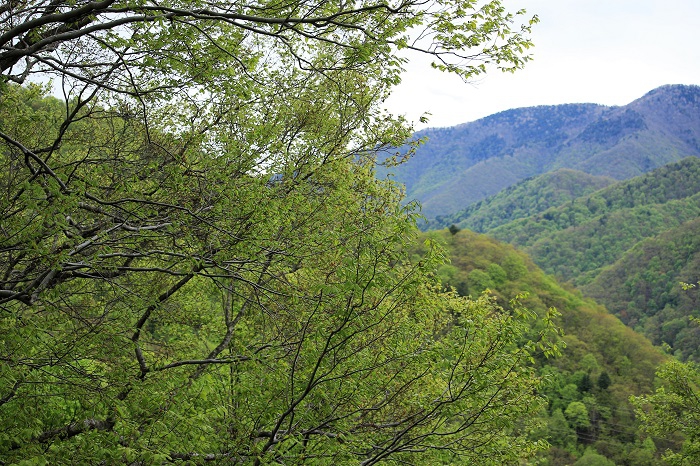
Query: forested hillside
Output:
[[427, 168, 615, 231], [383, 84, 700, 218], [382, 104, 607, 217], [443, 157, 700, 362], [582, 219, 700, 361], [3, 1, 698, 465], [417, 229, 669, 465]]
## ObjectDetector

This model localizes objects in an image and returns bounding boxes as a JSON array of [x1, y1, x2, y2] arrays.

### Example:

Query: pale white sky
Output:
[[385, 0, 700, 129]]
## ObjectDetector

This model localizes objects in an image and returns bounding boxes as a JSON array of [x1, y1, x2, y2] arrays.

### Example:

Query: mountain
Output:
[[417, 228, 668, 465], [383, 84, 700, 219], [486, 157, 700, 284], [449, 157, 700, 361], [582, 218, 700, 361], [427, 168, 616, 231]]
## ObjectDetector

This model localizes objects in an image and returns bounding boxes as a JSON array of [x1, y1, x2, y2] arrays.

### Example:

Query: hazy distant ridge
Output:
[[384, 84, 700, 218]]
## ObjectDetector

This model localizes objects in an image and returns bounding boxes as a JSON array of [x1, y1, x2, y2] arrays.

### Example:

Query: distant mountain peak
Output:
[[642, 83, 700, 98], [383, 85, 700, 219]]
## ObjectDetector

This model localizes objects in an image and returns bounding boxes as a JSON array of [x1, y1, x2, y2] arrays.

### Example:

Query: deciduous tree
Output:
[[0, 0, 546, 463], [633, 361, 700, 465]]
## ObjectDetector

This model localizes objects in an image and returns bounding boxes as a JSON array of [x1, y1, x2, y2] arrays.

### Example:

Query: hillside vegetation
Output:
[[6, 1, 697, 465], [440, 157, 700, 362], [0, 2, 554, 463], [427, 168, 615, 231], [417, 229, 669, 465], [582, 219, 700, 361]]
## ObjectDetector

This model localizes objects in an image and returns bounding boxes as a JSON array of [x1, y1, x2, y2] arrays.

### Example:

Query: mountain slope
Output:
[[582, 218, 700, 361], [384, 84, 700, 218], [428, 168, 616, 232], [452, 157, 700, 361], [487, 157, 700, 285], [417, 229, 668, 465]]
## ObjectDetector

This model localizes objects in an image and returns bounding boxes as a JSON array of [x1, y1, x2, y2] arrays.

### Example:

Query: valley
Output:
[[390, 84, 700, 464]]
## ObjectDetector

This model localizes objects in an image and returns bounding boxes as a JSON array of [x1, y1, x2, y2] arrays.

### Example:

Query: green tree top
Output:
[[0, 0, 547, 464]]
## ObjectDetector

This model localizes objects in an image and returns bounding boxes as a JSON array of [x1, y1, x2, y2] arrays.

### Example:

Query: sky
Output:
[[384, 0, 700, 129]]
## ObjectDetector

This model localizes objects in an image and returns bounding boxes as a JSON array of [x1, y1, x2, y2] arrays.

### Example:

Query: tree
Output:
[[597, 371, 611, 391], [633, 361, 700, 465], [547, 408, 578, 451], [565, 401, 591, 430], [573, 448, 615, 466], [577, 373, 593, 393], [467, 269, 495, 295], [0, 0, 545, 463]]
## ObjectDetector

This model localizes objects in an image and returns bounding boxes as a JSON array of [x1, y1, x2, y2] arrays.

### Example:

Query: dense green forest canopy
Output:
[[0, 1, 566, 464], [4, 1, 696, 464], [419, 157, 700, 463], [415, 228, 670, 465], [452, 157, 700, 362], [583, 218, 700, 361]]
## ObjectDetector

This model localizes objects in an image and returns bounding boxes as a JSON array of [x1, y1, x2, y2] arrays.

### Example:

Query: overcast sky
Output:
[[384, 0, 700, 129]]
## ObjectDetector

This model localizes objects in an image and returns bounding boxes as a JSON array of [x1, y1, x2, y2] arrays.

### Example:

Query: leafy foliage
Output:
[[0, 0, 554, 463], [633, 361, 700, 465]]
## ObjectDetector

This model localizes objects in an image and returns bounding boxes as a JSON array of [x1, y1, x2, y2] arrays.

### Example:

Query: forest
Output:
[[433, 157, 700, 364], [417, 228, 669, 465], [1, 1, 699, 465]]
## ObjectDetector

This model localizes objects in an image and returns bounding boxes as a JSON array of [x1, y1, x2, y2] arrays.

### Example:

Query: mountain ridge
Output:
[[383, 84, 700, 218], [416, 228, 669, 464], [442, 156, 700, 361], [427, 168, 616, 231]]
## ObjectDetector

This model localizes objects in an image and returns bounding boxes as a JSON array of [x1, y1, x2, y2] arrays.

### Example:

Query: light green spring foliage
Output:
[[633, 360, 700, 466], [0, 88, 554, 463], [573, 448, 616, 466], [0, 0, 547, 464], [418, 227, 674, 464]]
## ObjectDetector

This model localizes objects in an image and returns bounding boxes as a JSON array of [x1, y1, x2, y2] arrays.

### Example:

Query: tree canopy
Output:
[[633, 360, 700, 465], [0, 0, 538, 309], [417, 227, 671, 464], [0, 0, 550, 464]]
